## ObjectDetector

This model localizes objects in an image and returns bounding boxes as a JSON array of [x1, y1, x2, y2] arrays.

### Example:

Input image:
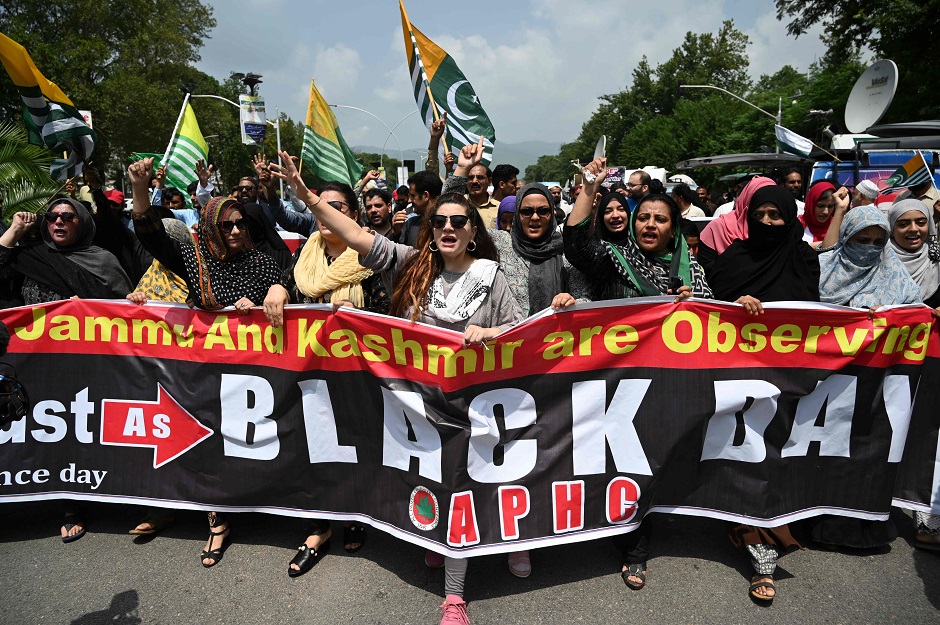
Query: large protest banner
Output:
[[0, 299, 937, 557]]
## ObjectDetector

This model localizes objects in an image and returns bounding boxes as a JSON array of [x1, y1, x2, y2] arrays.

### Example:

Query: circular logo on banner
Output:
[[409, 486, 439, 531]]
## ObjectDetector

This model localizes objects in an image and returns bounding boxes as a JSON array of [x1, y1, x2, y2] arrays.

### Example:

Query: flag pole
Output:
[[163, 92, 191, 163], [400, 0, 450, 156]]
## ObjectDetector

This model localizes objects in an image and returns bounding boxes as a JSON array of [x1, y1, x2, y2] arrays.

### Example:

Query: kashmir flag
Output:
[[0, 32, 96, 180], [162, 102, 208, 199], [300, 79, 362, 186], [883, 152, 934, 193], [399, 0, 496, 166], [774, 125, 813, 158]]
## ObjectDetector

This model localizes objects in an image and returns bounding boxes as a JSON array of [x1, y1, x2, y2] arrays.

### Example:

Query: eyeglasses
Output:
[[236, 185, 257, 192], [625, 183, 644, 189], [519, 206, 552, 218], [430, 214, 470, 229], [43, 212, 77, 223], [217, 218, 247, 233]]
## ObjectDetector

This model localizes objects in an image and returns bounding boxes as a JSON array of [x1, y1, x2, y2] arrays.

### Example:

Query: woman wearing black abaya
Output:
[[706, 185, 819, 603]]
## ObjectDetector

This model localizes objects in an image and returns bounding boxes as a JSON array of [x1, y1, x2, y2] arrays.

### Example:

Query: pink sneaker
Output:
[[425, 549, 445, 568], [439, 594, 470, 625]]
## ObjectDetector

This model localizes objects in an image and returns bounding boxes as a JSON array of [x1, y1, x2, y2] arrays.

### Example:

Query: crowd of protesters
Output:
[[2, 121, 940, 624]]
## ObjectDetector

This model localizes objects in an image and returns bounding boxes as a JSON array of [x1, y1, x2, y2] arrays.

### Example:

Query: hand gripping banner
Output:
[[0, 298, 938, 557]]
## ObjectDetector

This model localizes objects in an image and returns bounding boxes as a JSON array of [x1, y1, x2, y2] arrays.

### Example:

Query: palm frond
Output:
[[0, 122, 57, 190], [1, 178, 60, 221]]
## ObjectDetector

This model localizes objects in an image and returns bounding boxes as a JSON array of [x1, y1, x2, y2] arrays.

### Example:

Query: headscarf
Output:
[[12, 197, 132, 299], [707, 186, 820, 302], [134, 219, 194, 303], [593, 192, 631, 246], [604, 195, 708, 297], [818, 204, 921, 307], [511, 183, 566, 314], [799, 180, 836, 242], [887, 199, 940, 301], [497, 196, 516, 229], [187, 197, 282, 310], [699, 177, 775, 254], [292, 232, 373, 307]]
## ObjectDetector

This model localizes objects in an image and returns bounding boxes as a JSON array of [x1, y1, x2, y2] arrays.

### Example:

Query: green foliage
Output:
[[353, 152, 402, 188], [776, 0, 940, 120], [0, 123, 59, 219]]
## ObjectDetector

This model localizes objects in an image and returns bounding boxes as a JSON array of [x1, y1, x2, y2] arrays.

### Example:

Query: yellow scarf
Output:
[[135, 260, 190, 304], [293, 233, 372, 307]]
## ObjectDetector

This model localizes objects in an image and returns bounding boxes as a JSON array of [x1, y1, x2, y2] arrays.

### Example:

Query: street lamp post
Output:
[[189, 93, 283, 196], [676, 82, 781, 152], [328, 104, 404, 167]]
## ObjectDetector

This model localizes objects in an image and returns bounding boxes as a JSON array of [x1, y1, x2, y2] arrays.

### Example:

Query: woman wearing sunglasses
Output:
[[128, 157, 281, 567], [0, 197, 133, 544], [271, 145, 522, 625], [261, 180, 389, 578]]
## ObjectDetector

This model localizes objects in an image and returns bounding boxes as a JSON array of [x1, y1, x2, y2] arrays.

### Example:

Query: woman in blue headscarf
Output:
[[818, 204, 920, 309], [812, 204, 920, 550]]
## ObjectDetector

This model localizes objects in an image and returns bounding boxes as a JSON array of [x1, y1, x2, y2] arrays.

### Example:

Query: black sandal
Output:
[[61, 513, 86, 544], [200, 524, 231, 568], [749, 574, 775, 602], [288, 539, 330, 577], [344, 523, 366, 553], [621, 563, 647, 590]]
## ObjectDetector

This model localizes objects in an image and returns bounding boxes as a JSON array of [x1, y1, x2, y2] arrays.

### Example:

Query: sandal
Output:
[[749, 574, 775, 602], [915, 533, 940, 552], [61, 513, 86, 544], [200, 524, 231, 568], [621, 563, 646, 590], [129, 515, 175, 536], [288, 539, 330, 577], [344, 523, 366, 553]]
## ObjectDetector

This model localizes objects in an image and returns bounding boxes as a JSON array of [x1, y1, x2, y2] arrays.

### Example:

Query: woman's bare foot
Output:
[[289, 528, 332, 573], [202, 523, 230, 567]]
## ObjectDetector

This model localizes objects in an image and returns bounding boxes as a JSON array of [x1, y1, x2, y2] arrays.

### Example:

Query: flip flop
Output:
[[344, 523, 366, 553], [621, 563, 646, 590], [129, 515, 175, 535], [61, 514, 86, 544]]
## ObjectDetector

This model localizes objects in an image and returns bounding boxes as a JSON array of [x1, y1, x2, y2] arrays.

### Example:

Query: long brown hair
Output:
[[390, 193, 499, 321]]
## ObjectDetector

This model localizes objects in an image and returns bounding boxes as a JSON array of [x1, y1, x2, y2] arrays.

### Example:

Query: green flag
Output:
[[300, 79, 362, 186], [883, 152, 933, 193], [774, 125, 813, 158], [400, 0, 496, 166], [162, 101, 208, 200]]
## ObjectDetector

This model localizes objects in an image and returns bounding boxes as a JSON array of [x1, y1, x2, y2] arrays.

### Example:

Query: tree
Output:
[[775, 0, 940, 121]]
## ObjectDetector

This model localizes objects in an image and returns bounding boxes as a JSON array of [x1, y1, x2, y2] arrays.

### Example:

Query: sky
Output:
[[195, 0, 830, 155]]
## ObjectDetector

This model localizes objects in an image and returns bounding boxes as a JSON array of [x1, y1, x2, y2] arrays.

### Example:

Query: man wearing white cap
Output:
[[853, 179, 880, 209]]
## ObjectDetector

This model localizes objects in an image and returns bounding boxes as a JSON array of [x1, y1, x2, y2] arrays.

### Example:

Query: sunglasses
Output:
[[236, 185, 257, 192], [430, 214, 470, 229], [518, 206, 552, 218], [327, 200, 350, 213], [43, 212, 78, 223], [217, 218, 247, 233]]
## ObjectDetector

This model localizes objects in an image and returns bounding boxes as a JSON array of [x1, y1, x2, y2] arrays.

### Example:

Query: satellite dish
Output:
[[844, 60, 898, 134]]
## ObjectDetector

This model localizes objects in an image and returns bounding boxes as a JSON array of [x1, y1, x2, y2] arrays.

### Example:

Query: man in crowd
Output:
[[396, 170, 443, 247], [235, 176, 260, 205], [696, 186, 717, 213], [626, 170, 651, 203], [364, 188, 396, 239], [549, 184, 571, 215], [897, 178, 940, 213], [853, 179, 879, 209], [783, 168, 804, 202], [467, 163, 499, 228], [491, 164, 519, 205]]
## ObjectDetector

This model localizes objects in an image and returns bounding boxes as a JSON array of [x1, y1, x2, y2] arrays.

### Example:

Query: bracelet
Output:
[[309, 196, 321, 209]]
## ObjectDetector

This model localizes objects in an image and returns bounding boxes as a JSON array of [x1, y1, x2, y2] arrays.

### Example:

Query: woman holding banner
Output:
[[270, 139, 523, 625], [262, 180, 389, 577], [563, 157, 711, 593], [128, 157, 282, 567], [0, 197, 133, 543], [705, 184, 820, 602]]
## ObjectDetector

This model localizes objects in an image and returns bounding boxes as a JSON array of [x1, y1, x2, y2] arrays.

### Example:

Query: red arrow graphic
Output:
[[100, 384, 213, 468]]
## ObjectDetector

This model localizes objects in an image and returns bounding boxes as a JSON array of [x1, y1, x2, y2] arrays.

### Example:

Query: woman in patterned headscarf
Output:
[[129, 158, 281, 568]]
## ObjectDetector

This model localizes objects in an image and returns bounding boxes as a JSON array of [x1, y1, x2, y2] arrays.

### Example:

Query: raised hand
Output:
[[430, 112, 448, 141], [270, 151, 318, 207], [582, 157, 607, 190], [128, 158, 154, 190], [457, 135, 486, 171], [154, 165, 166, 186], [195, 159, 214, 186]]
